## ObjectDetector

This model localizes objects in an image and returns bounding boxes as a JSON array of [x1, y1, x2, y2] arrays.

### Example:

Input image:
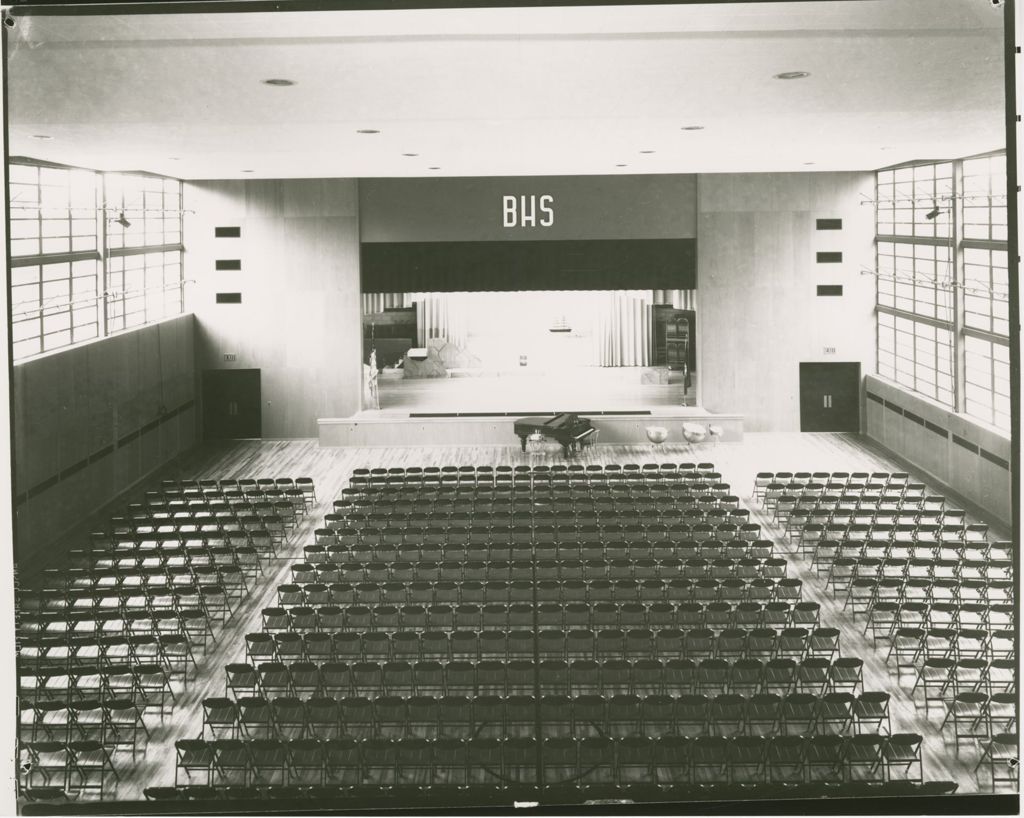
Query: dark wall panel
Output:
[[361, 238, 697, 292]]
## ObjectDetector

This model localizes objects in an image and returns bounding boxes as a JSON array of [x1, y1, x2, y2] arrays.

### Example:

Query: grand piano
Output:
[[514, 413, 598, 457]]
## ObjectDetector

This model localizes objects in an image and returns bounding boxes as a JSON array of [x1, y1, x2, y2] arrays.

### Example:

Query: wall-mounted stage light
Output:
[[925, 204, 941, 220], [114, 211, 131, 229]]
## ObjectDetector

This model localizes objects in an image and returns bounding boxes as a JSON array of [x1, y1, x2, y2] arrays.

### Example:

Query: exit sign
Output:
[[823, 347, 836, 355], [223, 353, 237, 362]]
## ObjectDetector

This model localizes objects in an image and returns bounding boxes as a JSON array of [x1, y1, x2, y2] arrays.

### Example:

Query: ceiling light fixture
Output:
[[262, 78, 296, 87], [31, 134, 52, 140], [356, 129, 380, 134], [402, 153, 419, 157], [615, 164, 628, 167], [241, 169, 254, 173], [681, 126, 704, 131], [168, 156, 181, 161], [803, 162, 816, 166], [640, 150, 656, 154], [428, 166, 441, 170], [113, 211, 131, 229], [774, 71, 811, 80]]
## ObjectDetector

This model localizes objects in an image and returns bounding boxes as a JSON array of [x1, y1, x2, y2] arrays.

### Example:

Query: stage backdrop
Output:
[[359, 175, 697, 292]]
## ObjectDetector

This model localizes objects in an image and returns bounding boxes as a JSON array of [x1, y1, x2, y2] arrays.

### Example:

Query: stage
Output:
[[320, 367, 740, 448]]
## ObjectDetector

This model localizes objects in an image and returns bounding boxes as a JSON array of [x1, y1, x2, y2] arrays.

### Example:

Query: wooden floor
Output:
[[375, 366, 697, 413], [15, 432, 1015, 807]]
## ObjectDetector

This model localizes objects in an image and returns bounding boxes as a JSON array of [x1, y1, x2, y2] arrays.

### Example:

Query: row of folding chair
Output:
[[140, 492, 307, 518], [160, 476, 314, 495], [19, 741, 119, 798], [328, 522, 757, 544], [846, 579, 1015, 623], [20, 586, 236, 630], [94, 522, 283, 549], [22, 572, 247, 612], [788, 507, 975, 535], [827, 570, 1013, 607], [335, 493, 739, 514], [865, 602, 1014, 644], [173, 733, 926, 788], [834, 561, 1014, 600], [327, 519, 753, 540], [810, 540, 1013, 571], [353, 462, 717, 477], [224, 657, 867, 700], [18, 632, 196, 676], [913, 657, 1016, 708], [245, 627, 842, 665], [941, 692, 1017, 744], [262, 601, 822, 633], [886, 627, 1014, 668], [198, 691, 893, 742], [754, 470, 911, 491], [18, 697, 150, 748], [283, 558, 789, 585], [270, 578, 805, 607], [142, 779, 961, 802], [330, 503, 742, 524], [305, 541, 776, 566], [18, 662, 174, 709], [18, 600, 223, 641], [35, 561, 263, 596]]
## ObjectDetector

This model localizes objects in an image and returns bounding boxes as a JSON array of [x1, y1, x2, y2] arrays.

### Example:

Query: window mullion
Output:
[[952, 158, 967, 414]]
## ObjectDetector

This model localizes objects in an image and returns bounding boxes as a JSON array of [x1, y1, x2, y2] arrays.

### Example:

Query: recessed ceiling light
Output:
[[681, 125, 704, 131], [262, 78, 296, 87], [168, 157, 181, 161], [31, 134, 52, 140], [615, 164, 628, 167], [241, 169, 254, 173], [402, 153, 419, 157], [774, 71, 810, 80], [428, 166, 441, 170], [639, 150, 656, 154], [803, 162, 816, 166], [356, 129, 380, 134]]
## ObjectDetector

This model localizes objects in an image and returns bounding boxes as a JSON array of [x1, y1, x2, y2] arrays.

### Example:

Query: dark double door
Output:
[[202, 369, 262, 439], [799, 362, 861, 433]]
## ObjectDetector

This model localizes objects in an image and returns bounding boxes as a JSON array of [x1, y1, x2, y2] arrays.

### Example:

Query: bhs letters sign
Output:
[[502, 194, 554, 228]]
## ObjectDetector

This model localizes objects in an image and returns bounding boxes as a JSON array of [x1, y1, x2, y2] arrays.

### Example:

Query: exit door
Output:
[[799, 362, 861, 432], [202, 369, 262, 439]]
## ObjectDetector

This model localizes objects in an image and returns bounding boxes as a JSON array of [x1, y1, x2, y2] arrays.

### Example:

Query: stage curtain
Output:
[[652, 289, 697, 309], [361, 292, 412, 313], [595, 290, 653, 367], [415, 292, 469, 349]]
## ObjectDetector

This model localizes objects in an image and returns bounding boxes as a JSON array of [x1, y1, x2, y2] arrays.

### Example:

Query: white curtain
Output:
[[361, 292, 412, 314], [595, 290, 653, 366], [415, 292, 469, 349]]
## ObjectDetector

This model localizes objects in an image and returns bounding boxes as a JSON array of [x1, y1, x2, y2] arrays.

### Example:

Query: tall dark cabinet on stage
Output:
[[653, 306, 696, 372]]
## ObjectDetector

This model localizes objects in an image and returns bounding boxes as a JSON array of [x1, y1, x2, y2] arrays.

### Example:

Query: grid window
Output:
[[106, 251, 183, 333], [964, 335, 1011, 430], [876, 240, 953, 321], [10, 259, 101, 360], [876, 163, 953, 239], [962, 154, 1007, 241], [876, 311, 954, 407], [105, 174, 183, 250], [7, 161, 185, 362], [963, 247, 1010, 335], [876, 152, 1008, 431]]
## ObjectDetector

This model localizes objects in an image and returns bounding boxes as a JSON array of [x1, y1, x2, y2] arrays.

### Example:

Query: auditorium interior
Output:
[[3, 0, 1017, 814]]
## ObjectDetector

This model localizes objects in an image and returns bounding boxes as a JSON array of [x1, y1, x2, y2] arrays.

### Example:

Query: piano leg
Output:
[[519, 435, 528, 453]]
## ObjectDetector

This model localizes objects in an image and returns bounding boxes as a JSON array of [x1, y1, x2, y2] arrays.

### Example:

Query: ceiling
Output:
[[6, 1, 1007, 179]]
